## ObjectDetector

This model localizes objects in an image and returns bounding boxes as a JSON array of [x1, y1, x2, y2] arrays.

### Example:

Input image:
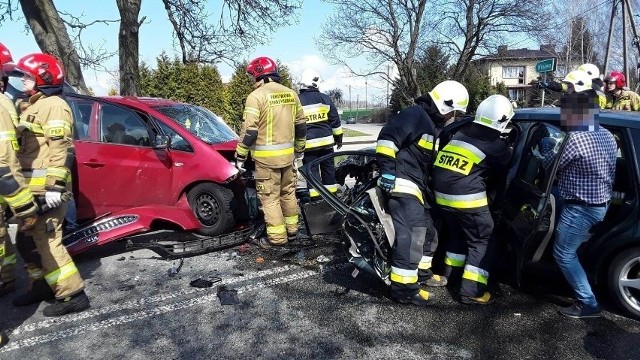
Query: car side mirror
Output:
[[154, 135, 171, 150]]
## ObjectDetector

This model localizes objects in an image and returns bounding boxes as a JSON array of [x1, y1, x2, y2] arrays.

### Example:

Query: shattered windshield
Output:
[[153, 104, 238, 144]]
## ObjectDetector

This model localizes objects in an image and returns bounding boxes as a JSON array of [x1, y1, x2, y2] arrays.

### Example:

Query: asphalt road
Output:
[[1, 231, 639, 360]]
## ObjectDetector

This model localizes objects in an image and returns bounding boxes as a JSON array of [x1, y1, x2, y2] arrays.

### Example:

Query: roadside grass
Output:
[[343, 128, 369, 137]]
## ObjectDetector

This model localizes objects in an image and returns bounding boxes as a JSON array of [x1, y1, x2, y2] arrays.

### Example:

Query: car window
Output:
[[99, 104, 151, 146], [66, 97, 94, 140], [155, 120, 194, 152], [517, 124, 566, 190]]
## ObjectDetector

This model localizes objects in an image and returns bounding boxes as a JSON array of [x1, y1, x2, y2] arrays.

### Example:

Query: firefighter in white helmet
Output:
[[539, 64, 606, 108], [432, 94, 514, 305], [375, 80, 468, 306], [298, 68, 342, 200]]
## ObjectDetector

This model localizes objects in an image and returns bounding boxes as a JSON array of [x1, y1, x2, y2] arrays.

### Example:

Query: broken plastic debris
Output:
[[256, 257, 265, 263], [167, 258, 184, 277], [316, 255, 330, 263], [117, 256, 126, 261], [238, 243, 250, 254], [514, 313, 522, 316], [190, 276, 222, 288], [217, 285, 239, 305]]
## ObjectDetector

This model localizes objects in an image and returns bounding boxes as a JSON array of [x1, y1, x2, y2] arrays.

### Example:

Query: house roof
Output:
[[477, 48, 557, 61]]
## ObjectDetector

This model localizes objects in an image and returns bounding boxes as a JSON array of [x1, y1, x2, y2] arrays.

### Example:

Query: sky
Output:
[[0, 0, 385, 106]]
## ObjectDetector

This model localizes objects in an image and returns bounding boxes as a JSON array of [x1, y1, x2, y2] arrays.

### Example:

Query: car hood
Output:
[[209, 140, 238, 151]]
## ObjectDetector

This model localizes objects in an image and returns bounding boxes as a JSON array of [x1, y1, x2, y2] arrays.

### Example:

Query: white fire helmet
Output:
[[578, 63, 601, 79], [473, 94, 515, 133], [428, 80, 469, 115], [299, 68, 322, 90], [563, 70, 593, 93]]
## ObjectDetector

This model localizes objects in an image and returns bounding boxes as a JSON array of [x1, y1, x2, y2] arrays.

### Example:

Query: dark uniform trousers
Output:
[[441, 207, 495, 297], [418, 208, 439, 281], [388, 196, 436, 298], [303, 148, 336, 198]]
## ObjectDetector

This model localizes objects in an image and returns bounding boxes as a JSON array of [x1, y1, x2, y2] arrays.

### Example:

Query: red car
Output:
[[4, 70, 253, 256]]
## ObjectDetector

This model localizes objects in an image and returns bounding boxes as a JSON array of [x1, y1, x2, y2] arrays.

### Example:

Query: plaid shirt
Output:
[[557, 127, 617, 204]]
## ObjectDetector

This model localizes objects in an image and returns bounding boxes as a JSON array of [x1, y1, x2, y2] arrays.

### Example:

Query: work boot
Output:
[[420, 274, 448, 287], [0, 281, 16, 297], [256, 237, 287, 250], [42, 291, 90, 317], [12, 280, 55, 307], [460, 291, 495, 305], [392, 289, 433, 307]]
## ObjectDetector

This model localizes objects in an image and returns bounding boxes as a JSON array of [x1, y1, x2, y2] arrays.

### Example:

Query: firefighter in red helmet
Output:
[[11, 53, 90, 316], [235, 56, 306, 247], [604, 71, 640, 111]]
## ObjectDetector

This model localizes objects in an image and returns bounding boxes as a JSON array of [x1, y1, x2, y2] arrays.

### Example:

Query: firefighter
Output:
[[603, 71, 640, 111], [298, 68, 342, 200], [0, 43, 18, 126], [235, 56, 306, 247], [432, 94, 514, 305], [376, 80, 469, 306], [539, 63, 606, 108], [11, 53, 90, 316], [0, 46, 39, 298]]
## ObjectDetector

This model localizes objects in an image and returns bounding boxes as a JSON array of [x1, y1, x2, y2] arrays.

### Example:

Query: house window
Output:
[[508, 89, 525, 101], [503, 66, 526, 81]]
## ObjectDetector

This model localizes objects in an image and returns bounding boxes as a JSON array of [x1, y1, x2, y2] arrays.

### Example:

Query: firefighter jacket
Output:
[[432, 122, 512, 212], [236, 79, 306, 168], [0, 105, 37, 218], [605, 90, 640, 111], [17, 92, 73, 195], [298, 88, 342, 151], [0, 93, 18, 127], [376, 97, 438, 206]]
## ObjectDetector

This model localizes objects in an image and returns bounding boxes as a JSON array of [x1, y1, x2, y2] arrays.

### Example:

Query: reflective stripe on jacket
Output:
[[236, 80, 306, 168], [432, 123, 511, 212], [17, 92, 73, 195], [299, 88, 342, 151]]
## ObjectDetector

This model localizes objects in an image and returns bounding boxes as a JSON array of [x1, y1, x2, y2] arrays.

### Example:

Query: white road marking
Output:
[[1, 262, 351, 352], [11, 264, 299, 336]]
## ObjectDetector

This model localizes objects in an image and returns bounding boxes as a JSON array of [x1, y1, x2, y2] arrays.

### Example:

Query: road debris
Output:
[[316, 255, 331, 263], [190, 276, 222, 288], [167, 258, 184, 277], [256, 257, 265, 263], [217, 285, 239, 305]]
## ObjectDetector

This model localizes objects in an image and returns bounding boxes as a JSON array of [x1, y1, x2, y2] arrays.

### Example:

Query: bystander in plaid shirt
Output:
[[557, 127, 617, 204]]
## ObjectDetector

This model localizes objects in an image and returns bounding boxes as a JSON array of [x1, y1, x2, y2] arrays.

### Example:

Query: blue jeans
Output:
[[553, 204, 607, 308]]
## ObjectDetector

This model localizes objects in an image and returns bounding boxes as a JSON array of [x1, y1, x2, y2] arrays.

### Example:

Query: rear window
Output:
[[153, 104, 238, 144]]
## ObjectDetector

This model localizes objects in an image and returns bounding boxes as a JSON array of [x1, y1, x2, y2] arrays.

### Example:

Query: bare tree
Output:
[[436, 0, 551, 80], [161, 0, 302, 65], [318, 0, 428, 104], [116, 0, 145, 96]]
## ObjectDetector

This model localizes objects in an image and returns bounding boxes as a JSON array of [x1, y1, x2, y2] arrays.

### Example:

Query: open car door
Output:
[[493, 122, 567, 284]]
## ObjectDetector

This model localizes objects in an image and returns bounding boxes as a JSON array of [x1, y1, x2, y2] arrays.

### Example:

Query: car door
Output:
[[493, 121, 567, 283], [71, 99, 172, 219]]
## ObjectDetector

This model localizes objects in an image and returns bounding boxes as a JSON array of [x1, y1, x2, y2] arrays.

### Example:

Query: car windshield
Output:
[[153, 104, 238, 144]]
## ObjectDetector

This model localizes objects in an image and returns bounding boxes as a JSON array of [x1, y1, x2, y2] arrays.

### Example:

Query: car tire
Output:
[[187, 183, 235, 236], [607, 248, 640, 320]]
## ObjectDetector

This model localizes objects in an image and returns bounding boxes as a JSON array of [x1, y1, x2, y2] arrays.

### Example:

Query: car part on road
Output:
[[187, 183, 235, 236], [217, 285, 239, 305], [167, 258, 184, 277], [125, 226, 253, 259], [608, 248, 640, 320], [190, 276, 222, 288], [0, 330, 7, 349]]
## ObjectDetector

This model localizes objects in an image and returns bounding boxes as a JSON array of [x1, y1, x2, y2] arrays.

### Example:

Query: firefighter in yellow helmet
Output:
[[0, 44, 39, 298], [235, 56, 306, 247], [433, 94, 514, 305], [11, 53, 89, 317], [539, 63, 607, 108]]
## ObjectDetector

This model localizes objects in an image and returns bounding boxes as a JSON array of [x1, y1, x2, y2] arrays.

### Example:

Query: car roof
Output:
[[66, 93, 186, 110], [513, 107, 640, 129]]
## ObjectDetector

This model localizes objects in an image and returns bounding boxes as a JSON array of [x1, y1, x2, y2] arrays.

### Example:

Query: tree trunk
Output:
[[116, 0, 142, 96], [19, 0, 90, 94]]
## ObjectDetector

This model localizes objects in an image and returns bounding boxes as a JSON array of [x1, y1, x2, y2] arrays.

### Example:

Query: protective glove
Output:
[[45, 191, 63, 209], [377, 174, 396, 193], [293, 152, 304, 170], [334, 135, 343, 150], [234, 153, 246, 172]]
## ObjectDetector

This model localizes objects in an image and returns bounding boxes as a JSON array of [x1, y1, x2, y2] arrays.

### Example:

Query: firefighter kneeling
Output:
[[432, 95, 514, 305]]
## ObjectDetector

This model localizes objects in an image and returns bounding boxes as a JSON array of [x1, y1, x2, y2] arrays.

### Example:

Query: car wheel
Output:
[[608, 248, 640, 320], [187, 183, 235, 236]]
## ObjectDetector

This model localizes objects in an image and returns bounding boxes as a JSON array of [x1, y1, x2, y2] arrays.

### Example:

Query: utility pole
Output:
[[365, 77, 368, 110], [349, 84, 352, 112], [604, 0, 640, 89]]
